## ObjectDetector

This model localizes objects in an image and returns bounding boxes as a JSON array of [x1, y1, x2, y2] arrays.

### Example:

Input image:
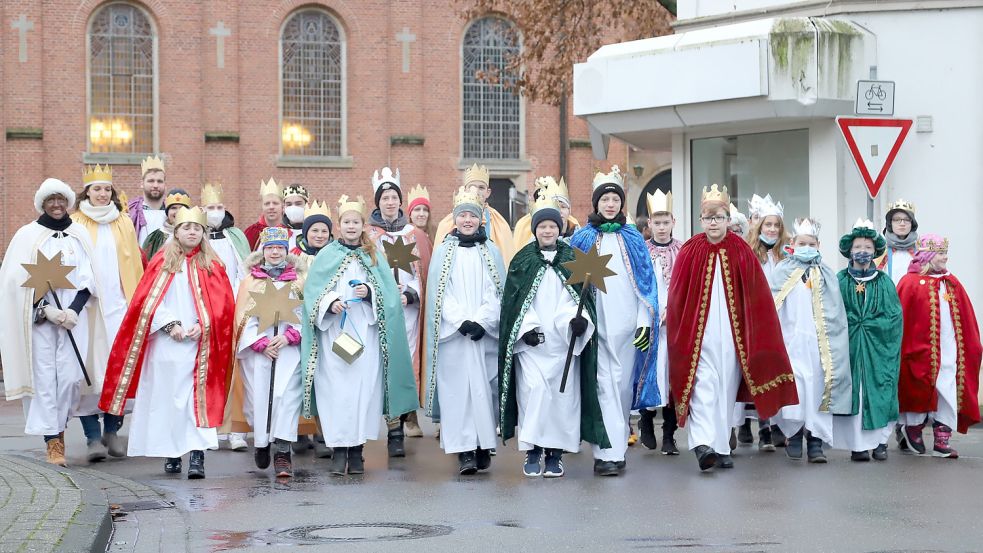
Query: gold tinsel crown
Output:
[[888, 198, 916, 214], [463, 163, 490, 186], [407, 184, 429, 204], [141, 155, 165, 176], [174, 206, 207, 227], [259, 177, 282, 198], [336, 194, 367, 218], [82, 164, 113, 186], [201, 182, 223, 206], [453, 186, 482, 210], [701, 184, 730, 205], [305, 200, 331, 219]]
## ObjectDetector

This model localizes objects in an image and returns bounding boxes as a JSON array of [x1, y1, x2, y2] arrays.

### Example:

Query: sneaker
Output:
[[771, 425, 787, 448], [347, 445, 365, 474], [785, 429, 804, 460], [458, 451, 478, 475], [895, 426, 912, 453], [102, 432, 126, 457], [274, 450, 293, 477], [187, 450, 205, 479], [522, 447, 543, 477], [46, 437, 67, 467], [660, 435, 679, 456], [850, 450, 871, 462], [86, 440, 108, 462], [932, 423, 958, 459], [638, 411, 658, 450], [164, 457, 182, 473], [693, 445, 718, 471], [904, 423, 927, 455], [593, 459, 619, 476], [716, 454, 734, 469], [254, 444, 271, 469], [758, 425, 775, 452], [872, 443, 888, 461], [737, 419, 754, 445], [229, 433, 248, 452], [806, 436, 827, 463], [476, 448, 492, 471], [543, 449, 564, 478]]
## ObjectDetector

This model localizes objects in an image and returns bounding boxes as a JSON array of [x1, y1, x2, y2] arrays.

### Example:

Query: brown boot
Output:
[[404, 411, 424, 438], [46, 436, 67, 467]]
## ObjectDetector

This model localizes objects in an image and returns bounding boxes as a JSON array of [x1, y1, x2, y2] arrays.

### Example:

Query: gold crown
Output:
[[463, 163, 490, 187], [532, 191, 561, 216], [174, 206, 207, 227], [646, 190, 673, 215], [141, 155, 165, 176], [453, 186, 482, 210], [82, 164, 113, 186], [888, 198, 915, 214], [918, 236, 949, 253], [259, 177, 282, 198], [592, 165, 624, 191], [305, 200, 331, 219], [165, 190, 193, 209], [407, 184, 430, 204], [701, 184, 730, 205], [552, 177, 570, 205], [336, 194, 367, 218], [201, 182, 223, 206]]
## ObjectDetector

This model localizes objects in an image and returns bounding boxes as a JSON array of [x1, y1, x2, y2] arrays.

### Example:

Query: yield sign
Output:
[[836, 117, 913, 199]]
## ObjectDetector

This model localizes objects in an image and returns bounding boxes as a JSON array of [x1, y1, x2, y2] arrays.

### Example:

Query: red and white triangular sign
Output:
[[837, 117, 913, 199]]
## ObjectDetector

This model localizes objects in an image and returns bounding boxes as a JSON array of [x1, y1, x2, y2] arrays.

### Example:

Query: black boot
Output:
[[785, 428, 804, 459], [638, 410, 657, 450], [458, 451, 478, 475], [387, 423, 406, 458], [164, 457, 182, 474], [693, 445, 718, 471], [661, 405, 679, 455], [347, 445, 365, 474], [475, 448, 492, 471], [187, 450, 205, 479], [758, 423, 775, 452], [806, 433, 826, 463], [737, 419, 754, 445], [254, 444, 271, 469], [771, 424, 787, 448], [329, 447, 348, 475]]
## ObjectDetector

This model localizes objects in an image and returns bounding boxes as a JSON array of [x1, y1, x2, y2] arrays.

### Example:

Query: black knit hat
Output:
[[591, 183, 625, 213]]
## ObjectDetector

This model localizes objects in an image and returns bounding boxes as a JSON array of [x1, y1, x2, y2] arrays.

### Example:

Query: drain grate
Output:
[[112, 499, 175, 512], [276, 523, 452, 543]]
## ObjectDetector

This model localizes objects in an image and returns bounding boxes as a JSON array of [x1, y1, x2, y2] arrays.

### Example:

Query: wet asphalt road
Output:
[[4, 404, 983, 552]]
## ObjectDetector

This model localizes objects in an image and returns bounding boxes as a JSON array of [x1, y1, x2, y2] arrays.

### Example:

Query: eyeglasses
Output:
[[700, 216, 729, 224], [891, 217, 911, 223]]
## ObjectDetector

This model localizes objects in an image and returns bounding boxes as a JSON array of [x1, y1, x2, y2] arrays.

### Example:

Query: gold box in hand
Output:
[[332, 332, 364, 364]]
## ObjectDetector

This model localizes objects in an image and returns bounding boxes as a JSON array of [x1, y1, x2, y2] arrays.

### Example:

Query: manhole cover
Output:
[[112, 499, 175, 512], [277, 523, 452, 542]]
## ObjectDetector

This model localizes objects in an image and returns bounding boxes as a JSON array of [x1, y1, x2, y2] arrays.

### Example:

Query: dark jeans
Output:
[[79, 413, 124, 444]]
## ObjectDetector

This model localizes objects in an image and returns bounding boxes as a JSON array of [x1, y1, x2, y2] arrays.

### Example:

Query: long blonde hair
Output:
[[339, 210, 378, 266], [162, 223, 223, 274], [746, 215, 789, 264]]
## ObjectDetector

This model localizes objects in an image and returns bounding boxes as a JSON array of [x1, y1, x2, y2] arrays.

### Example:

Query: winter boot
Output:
[[387, 421, 406, 458], [329, 447, 348, 475], [187, 450, 205, 479], [904, 422, 927, 454], [638, 410, 658, 450], [785, 428, 804, 459], [806, 433, 826, 463], [347, 445, 365, 474], [737, 419, 754, 445], [46, 436, 67, 467], [932, 422, 958, 458], [758, 423, 775, 452]]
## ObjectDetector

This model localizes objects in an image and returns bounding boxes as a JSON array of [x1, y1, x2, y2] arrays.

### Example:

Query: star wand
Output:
[[559, 244, 617, 393]]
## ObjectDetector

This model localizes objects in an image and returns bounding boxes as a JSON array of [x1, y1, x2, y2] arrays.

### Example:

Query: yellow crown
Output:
[[173, 206, 207, 227], [259, 177, 282, 198], [82, 164, 113, 186], [336, 194, 367, 219], [552, 176, 570, 205], [407, 184, 430, 204], [532, 190, 561, 216], [646, 190, 673, 215], [141, 155, 165, 176], [888, 198, 916, 214], [701, 184, 730, 205], [305, 200, 332, 219], [463, 163, 490, 187], [592, 165, 624, 191], [201, 182, 223, 206], [453, 186, 482, 210]]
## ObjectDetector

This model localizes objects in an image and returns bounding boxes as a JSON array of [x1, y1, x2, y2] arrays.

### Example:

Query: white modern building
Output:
[[574, 0, 983, 317]]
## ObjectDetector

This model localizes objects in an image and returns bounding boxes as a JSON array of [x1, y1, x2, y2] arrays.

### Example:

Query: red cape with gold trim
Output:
[[99, 249, 235, 428], [897, 272, 981, 433], [667, 232, 797, 426]]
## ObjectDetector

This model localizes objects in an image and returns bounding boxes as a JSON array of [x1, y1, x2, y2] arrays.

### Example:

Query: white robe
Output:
[[211, 236, 245, 298], [435, 247, 501, 454], [313, 261, 383, 447], [591, 233, 648, 462], [686, 257, 743, 454], [138, 208, 166, 245], [736, 250, 780, 424], [513, 251, 594, 453], [22, 233, 95, 436], [901, 277, 958, 430], [886, 249, 914, 286], [127, 263, 219, 457], [773, 275, 834, 443], [375, 227, 422, 360], [236, 282, 304, 447]]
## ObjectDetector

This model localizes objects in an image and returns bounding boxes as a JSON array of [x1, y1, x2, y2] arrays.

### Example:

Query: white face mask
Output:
[[284, 205, 305, 224], [206, 209, 225, 228]]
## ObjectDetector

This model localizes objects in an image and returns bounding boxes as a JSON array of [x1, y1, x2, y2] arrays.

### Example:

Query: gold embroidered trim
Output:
[[928, 279, 940, 387], [809, 268, 835, 412], [189, 260, 212, 427], [773, 268, 805, 311], [946, 281, 966, 414]]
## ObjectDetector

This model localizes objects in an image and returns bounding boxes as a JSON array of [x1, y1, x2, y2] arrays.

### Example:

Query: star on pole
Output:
[[244, 282, 303, 334], [21, 251, 76, 303], [562, 244, 617, 293], [383, 238, 420, 275]]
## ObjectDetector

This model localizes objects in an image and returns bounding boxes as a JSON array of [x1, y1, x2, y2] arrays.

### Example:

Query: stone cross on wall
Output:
[[11, 15, 34, 63], [209, 21, 231, 69], [395, 27, 416, 73]]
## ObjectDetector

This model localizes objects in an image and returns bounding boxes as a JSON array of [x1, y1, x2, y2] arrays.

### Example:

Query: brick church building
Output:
[[0, 0, 627, 247]]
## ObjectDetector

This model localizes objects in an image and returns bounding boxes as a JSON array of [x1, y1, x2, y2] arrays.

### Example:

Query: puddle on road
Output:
[[625, 536, 783, 550], [209, 523, 453, 551]]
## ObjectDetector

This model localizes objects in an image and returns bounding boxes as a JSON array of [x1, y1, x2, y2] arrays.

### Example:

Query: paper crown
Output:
[[304, 200, 331, 219], [701, 184, 730, 205], [531, 176, 562, 211], [259, 226, 291, 247], [793, 217, 821, 237], [82, 164, 113, 186], [747, 193, 783, 218], [336, 194, 367, 218], [917, 234, 949, 253], [174, 206, 207, 227], [887, 198, 916, 214], [852, 218, 876, 231], [453, 185, 483, 210], [259, 178, 282, 198], [592, 165, 624, 191], [165, 190, 192, 209], [282, 184, 309, 200], [463, 163, 490, 186], [646, 190, 673, 215], [729, 203, 742, 218], [141, 155, 165, 176], [201, 182, 223, 205], [372, 167, 401, 193], [407, 184, 429, 204]]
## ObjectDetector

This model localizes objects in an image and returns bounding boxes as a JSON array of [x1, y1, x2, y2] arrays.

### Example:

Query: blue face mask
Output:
[[792, 246, 820, 263], [760, 235, 778, 246], [851, 251, 874, 266]]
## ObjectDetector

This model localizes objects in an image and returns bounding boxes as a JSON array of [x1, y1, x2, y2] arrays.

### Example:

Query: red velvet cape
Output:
[[667, 232, 798, 426], [99, 249, 235, 427], [897, 272, 982, 433], [244, 216, 292, 251]]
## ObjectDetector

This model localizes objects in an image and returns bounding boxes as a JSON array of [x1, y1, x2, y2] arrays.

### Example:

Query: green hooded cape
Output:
[[498, 240, 610, 449]]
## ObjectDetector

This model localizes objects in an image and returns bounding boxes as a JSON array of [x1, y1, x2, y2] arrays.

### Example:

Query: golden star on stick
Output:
[[562, 244, 617, 294], [383, 238, 420, 275], [244, 282, 303, 334], [21, 251, 76, 303]]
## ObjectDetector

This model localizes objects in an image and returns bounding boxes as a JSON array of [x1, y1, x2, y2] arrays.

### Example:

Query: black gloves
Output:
[[633, 327, 651, 351], [521, 330, 544, 347], [458, 320, 487, 341], [569, 316, 588, 337]]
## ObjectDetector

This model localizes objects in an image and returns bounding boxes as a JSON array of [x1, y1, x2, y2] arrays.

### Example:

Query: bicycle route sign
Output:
[[856, 80, 895, 116]]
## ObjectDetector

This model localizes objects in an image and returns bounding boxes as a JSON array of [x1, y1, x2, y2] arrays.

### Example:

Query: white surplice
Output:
[[138, 208, 166, 245], [513, 251, 595, 453], [686, 257, 743, 454], [901, 277, 958, 430], [886, 249, 914, 286], [236, 281, 303, 447], [210, 236, 245, 298], [127, 263, 218, 457], [591, 233, 648, 462], [313, 261, 383, 448], [22, 233, 94, 436], [375, 227, 422, 360], [773, 273, 834, 443], [435, 247, 501, 454]]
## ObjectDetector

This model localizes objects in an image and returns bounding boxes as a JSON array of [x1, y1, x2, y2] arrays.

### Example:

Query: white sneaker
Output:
[[229, 433, 248, 451]]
